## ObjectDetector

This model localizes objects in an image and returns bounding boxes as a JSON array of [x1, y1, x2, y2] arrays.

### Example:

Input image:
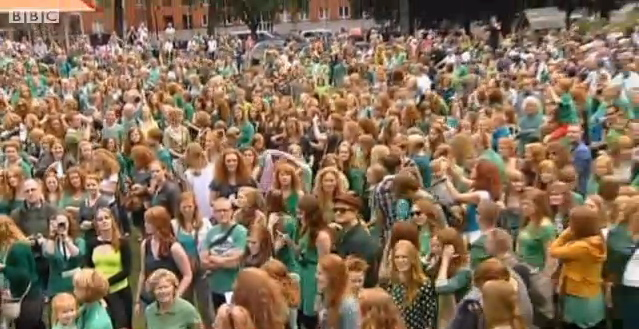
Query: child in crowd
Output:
[[51, 293, 78, 329]]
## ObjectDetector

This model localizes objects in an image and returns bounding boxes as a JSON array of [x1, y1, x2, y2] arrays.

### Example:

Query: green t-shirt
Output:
[[203, 224, 247, 294], [102, 123, 124, 142], [517, 220, 557, 269], [145, 297, 201, 329]]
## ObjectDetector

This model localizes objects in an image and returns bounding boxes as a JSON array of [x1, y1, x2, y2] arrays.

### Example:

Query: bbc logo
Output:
[[9, 11, 60, 24]]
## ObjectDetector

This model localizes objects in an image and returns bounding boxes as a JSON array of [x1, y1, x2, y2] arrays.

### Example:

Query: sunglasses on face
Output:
[[333, 207, 351, 214], [411, 210, 423, 217]]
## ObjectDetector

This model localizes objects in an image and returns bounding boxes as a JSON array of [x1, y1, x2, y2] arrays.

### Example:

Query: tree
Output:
[[222, 0, 282, 36], [281, 0, 308, 30]]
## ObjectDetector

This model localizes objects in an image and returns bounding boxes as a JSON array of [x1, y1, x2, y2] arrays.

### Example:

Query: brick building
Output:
[[81, 0, 354, 34]]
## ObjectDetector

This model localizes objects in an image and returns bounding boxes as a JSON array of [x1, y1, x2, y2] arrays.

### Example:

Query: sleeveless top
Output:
[[93, 248, 128, 293], [143, 239, 181, 279]]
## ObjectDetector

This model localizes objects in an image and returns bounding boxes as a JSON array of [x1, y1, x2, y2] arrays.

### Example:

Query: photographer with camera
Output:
[[40, 212, 85, 297]]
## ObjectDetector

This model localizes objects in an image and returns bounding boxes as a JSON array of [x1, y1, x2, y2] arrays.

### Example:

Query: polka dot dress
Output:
[[385, 280, 438, 329]]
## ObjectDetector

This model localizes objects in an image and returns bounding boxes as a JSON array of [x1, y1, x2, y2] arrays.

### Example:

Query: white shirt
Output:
[[623, 248, 639, 287], [207, 40, 217, 53], [185, 163, 215, 219], [416, 74, 432, 94]]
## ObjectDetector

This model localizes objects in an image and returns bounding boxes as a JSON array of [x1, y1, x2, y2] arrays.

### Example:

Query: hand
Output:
[[442, 244, 456, 260], [80, 221, 93, 231], [134, 303, 142, 316], [274, 236, 286, 251], [0, 263, 5, 271]]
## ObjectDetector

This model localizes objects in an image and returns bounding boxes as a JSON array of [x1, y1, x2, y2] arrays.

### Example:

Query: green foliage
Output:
[[93, 0, 113, 8]]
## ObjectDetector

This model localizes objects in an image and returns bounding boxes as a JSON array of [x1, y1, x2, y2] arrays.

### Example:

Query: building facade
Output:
[[81, 0, 354, 34]]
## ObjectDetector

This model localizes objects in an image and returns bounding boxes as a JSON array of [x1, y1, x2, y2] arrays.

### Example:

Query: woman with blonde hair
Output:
[[262, 259, 301, 329], [0, 215, 43, 329], [385, 240, 436, 329], [313, 166, 347, 222], [232, 268, 288, 329], [86, 207, 133, 329], [73, 268, 112, 329], [587, 154, 614, 196], [183, 142, 215, 219], [144, 269, 203, 329], [359, 288, 406, 329], [481, 280, 527, 329], [317, 254, 360, 329]]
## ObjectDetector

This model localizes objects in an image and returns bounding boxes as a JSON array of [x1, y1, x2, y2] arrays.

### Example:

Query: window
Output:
[[202, 14, 208, 27], [299, 8, 309, 21], [339, 6, 349, 19], [319, 7, 328, 20], [163, 15, 174, 27], [182, 14, 193, 29], [280, 10, 290, 23], [91, 21, 104, 34], [162, 0, 171, 6]]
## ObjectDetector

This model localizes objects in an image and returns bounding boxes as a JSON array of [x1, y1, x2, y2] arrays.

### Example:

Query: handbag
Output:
[[2, 282, 30, 321]]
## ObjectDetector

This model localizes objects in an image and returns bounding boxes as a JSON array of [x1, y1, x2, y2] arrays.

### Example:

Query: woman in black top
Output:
[[134, 206, 192, 315], [148, 160, 181, 218], [209, 148, 256, 202], [79, 174, 119, 245], [85, 207, 133, 329]]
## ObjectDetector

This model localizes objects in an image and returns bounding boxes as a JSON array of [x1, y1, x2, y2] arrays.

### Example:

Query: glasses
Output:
[[411, 211, 423, 217]]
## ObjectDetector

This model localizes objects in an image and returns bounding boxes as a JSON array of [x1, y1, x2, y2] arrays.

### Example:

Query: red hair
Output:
[[319, 254, 349, 329], [144, 206, 176, 257], [473, 159, 502, 201]]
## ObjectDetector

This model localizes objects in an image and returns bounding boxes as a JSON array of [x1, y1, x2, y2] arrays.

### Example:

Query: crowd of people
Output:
[[0, 16, 636, 329]]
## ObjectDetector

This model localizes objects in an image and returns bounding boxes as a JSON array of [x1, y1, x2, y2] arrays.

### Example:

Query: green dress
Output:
[[274, 214, 300, 274], [298, 233, 319, 316], [284, 192, 300, 217]]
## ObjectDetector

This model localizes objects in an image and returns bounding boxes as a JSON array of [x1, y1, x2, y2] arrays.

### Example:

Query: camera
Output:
[[57, 222, 67, 231]]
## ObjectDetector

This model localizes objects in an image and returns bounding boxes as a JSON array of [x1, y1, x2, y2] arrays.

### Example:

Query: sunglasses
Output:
[[410, 211, 423, 217], [333, 207, 351, 214]]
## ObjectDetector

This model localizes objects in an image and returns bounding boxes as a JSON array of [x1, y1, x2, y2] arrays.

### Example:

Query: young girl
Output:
[[51, 293, 78, 329]]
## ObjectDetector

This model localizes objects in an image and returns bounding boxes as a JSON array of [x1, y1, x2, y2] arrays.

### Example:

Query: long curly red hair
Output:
[[319, 254, 350, 329], [232, 268, 288, 329], [473, 159, 502, 201], [144, 206, 176, 257]]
